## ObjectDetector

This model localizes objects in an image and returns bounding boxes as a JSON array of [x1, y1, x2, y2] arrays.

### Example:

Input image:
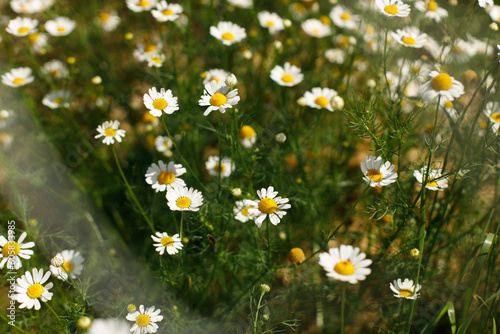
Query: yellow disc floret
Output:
[[221, 32, 234, 41], [239, 125, 256, 139], [104, 128, 117, 137], [425, 178, 438, 188], [152, 98, 168, 110], [62, 261, 75, 273], [210, 93, 227, 106], [161, 236, 174, 247], [162, 9, 174, 16], [258, 198, 278, 214], [241, 206, 252, 216], [27, 283, 44, 299], [314, 96, 329, 108], [281, 74, 294, 83], [402, 36, 416, 45], [430, 73, 453, 91], [158, 171, 175, 185], [13, 78, 25, 85], [491, 113, 500, 122], [136, 314, 151, 327], [399, 289, 414, 297], [341, 13, 350, 21], [213, 163, 226, 173], [334, 260, 355, 276], [428, 0, 438, 11], [2, 242, 20, 257], [18, 27, 30, 34], [366, 169, 383, 182], [176, 197, 191, 209], [384, 5, 399, 15]]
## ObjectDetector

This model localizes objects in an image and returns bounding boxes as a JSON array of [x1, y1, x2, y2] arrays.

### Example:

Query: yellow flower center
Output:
[[221, 32, 234, 41], [491, 113, 500, 122], [2, 242, 20, 257], [367, 169, 383, 182], [314, 96, 328, 108], [258, 198, 277, 214], [312, 28, 320, 36], [402, 36, 416, 45], [267, 20, 275, 27], [152, 57, 162, 64], [27, 283, 44, 299], [104, 128, 117, 137], [18, 27, 30, 34], [384, 5, 399, 15], [138, 0, 150, 7], [213, 163, 226, 173], [28, 33, 39, 43], [479, 120, 488, 129], [53, 98, 62, 104], [281, 74, 294, 83], [62, 261, 74, 273], [320, 16, 331, 25], [49, 70, 60, 77], [176, 197, 191, 209], [136, 314, 150, 327], [152, 98, 168, 110], [341, 12, 350, 21], [241, 206, 252, 216], [162, 9, 174, 16], [444, 100, 454, 109], [334, 260, 355, 276], [161, 236, 174, 247], [239, 125, 256, 139], [13, 78, 25, 85], [57, 27, 66, 32], [430, 73, 453, 91], [99, 13, 110, 22], [158, 171, 175, 185], [399, 289, 414, 297], [425, 178, 438, 188], [210, 93, 227, 106], [428, 0, 438, 11], [144, 44, 157, 52]]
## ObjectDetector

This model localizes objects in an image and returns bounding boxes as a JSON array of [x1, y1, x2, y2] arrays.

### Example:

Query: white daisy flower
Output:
[[228, 0, 253, 8], [419, 71, 464, 102], [42, 90, 71, 109], [270, 62, 304, 87], [0, 231, 35, 270], [205, 156, 235, 178], [151, 1, 183, 22], [126, 0, 158, 12], [303, 87, 338, 111], [95, 120, 126, 145], [325, 49, 346, 64], [126, 305, 163, 334], [1, 67, 34, 88], [145, 161, 186, 192], [414, 1, 448, 22], [488, 6, 500, 22], [361, 156, 398, 187], [166, 186, 203, 211], [88, 319, 130, 334], [210, 21, 246, 46], [143, 87, 179, 117], [234, 199, 257, 223], [376, 0, 411, 17], [154, 135, 173, 154], [257, 11, 285, 34], [10, 0, 44, 14], [413, 167, 449, 191], [28, 32, 48, 52], [13, 268, 53, 310], [301, 18, 331, 38], [151, 232, 183, 255], [41, 60, 68, 79], [239, 125, 257, 148], [479, 0, 494, 8], [483, 102, 500, 124], [203, 68, 230, 85], [45, 17, 76, 36], [6, 17, 38, 37], [96, 12, 121, 32], [329, 5, 360, 30], [49, 249, 85, 280], [440, 98, 459, 121], [391, 27, 428, 48], [133, 42, 163, 62], [390, 278, 422, 300], [145, 52, 166, 68], [198, 81, 240, 116], [318, 244, 372, 284], [247, 186, 291, 227]]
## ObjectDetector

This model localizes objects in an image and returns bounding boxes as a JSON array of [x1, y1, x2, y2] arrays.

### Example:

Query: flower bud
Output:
[[260, 283, 271, 293], [330, 96, 344, 110], [231, 188, 242, 197], [275, 133, 286, 143], [490, 23, 499, 31], [77, 316, 92, 329], [127, 304, 136, 313], [225, 73, 237, 87], [51, 255, 64, 268], [410, 248, 420, 259]]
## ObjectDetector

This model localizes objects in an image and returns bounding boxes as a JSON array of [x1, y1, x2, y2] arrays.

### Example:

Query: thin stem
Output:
[[180, 211, 184, 239], [253, 292, 265, 334], [266, 219, 271, 266], [341, 283, 346, 334]]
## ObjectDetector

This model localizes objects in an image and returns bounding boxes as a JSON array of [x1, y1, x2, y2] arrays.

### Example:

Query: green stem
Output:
[[266, 219, 271, 266], [253, 292, 265, 334], [180, 211, 184, 239], [341, 283, 346, 334]]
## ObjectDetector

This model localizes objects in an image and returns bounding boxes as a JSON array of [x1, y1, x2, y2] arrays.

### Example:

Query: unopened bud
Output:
[[77, 316, 92, 329], [231, 188, 242, 197], [490, 23, 499, 31], [260, 283, 271, 293], [297, 97, 307, 106], [51, 255, 64, 268], [410, 248, 420, 259], [225, 73, 237, 87], [91, 76, 102, 85], [275, 133, 286, 143], [330, 96, 344, 110], [127, 304, 136, 313]]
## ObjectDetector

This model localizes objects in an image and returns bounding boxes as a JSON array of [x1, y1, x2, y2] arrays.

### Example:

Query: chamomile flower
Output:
[[45, 17, 76, 36], [0, 232, 35, 270], [483, 102, 500, 124], [228, 0, 253, 8], [203, 68, 229, 85], [42, 90, 72, 109], [391, 27, 428, 48], [376, 0, 411, 17], [13, 268, 53, 310], [49, 249, 84, 280], [390, 278, 421, 299], [151, 232, 183, 255], [301, 18, 331, 38], [154, 135, 173, 155], [234, 199, 257, 222], [95, 120, 126, 145], [28, 32, 48, 52], [247, 186, 291, 227], [270, 62, 304, 87], [42, 60, 68, 79], [414, 1, 448, 22], [2, 67, 34, 88], [151, 1, 183, 22], [257, 11, 285, 34], [440, 98, 458, 121], [96, 12, 121, 31], [318, 245, 372, 284], [126, 305, 163, 334], [479, 0, 494, 7], [166, 186, 203, 211], [239, 125, 257, 148], [361, 156, 398, 187], [10, 0, 44, 14], [143, 87, 179, 117], [303, 87, 338, 111], [210, 21, 247, 46], [145, 161, 186, 192], [88, 319, 130, 334], [419, 71, 464, 101], [6, 17, 38, 37], [145, 52, 166, 67], [329, 5, 360, 30], [205, 156, 235, 178], [413, 167, 449, 191], [198, 81, 240, 116], [489, 6, 500, 22], [134, 42, 163, 61], [126, 0, 158, 12]]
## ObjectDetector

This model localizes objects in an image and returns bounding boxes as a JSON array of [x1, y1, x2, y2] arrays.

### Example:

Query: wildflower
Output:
[[231, 188, 242, 197], [257, 11, 285, 34], [391, 27, 428, 48], [210, 21, 246, 46], [234, 199, 257, 222], [28, 32, 48, 52], [288, 247, 306, 264], [198, 81, 240, 116], [329, 5, 360, 30], [303, 87, 338, 111], [126, 0, 158, 12], [88, 319, 130, 334], [419, 71, 464, 101], [95, 120, 126, 145], [42, 90, 72, 109], [203, 68, 229, 85], [13, 268, 53, 310], [0, 231, 35, 270], [440, 98, 458, 121], [42, 60, 68, 79], [6, 17, 38, 37], [2, 67, 34, 88], [151, 232, 183, 255], [270, 62, 304, 87], [166, 186, 203, 211], [413, 167, 449, 191], [376, 0, 411, 17], [145, 161, 186, 192], [361, 156, 398, 187], [490, 22, 498, 31], [206, 156, 235, 178], [414, 1, 448, 22], [228, 0, 253, 8], [45, 17, 76, 36], [77, 316, 92, 329], [260, 284, 271, 293], [10, 0, 44, 14], [154, 136, 173, 155], [225, 73, 238, 87], [483, 102, 500, 124], [239, 125, 257, 148], [128, 304, 137, 313], [410, 248, 420, 259], [247, 186, 291, 227], [50, 255, 64, 268], [318, 245, 372, 284], [489, 6, 500, 23], [96, 12, 121, 31], [331, 96, 345, 110], [126, 305, 163, 334], [143, 87, 179, 117], [301, 18, 331, 38], [275, 133, 286, 143], [50, 249, 84, 280], [133, 42, 163, 61], [146, 52, 166, 67], [479, 0, 493, 7], [151, 1, 183, 22], [390, 278, 421, 299]]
